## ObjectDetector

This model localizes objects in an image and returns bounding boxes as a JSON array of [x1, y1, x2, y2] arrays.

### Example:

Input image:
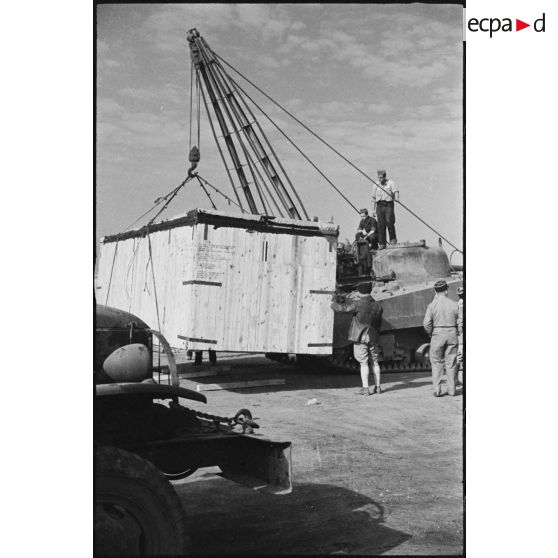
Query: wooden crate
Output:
[[96, 209, 338, 354]]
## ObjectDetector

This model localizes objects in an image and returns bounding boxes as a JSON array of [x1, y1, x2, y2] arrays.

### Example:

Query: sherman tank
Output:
[[269, 239, 462, 373]]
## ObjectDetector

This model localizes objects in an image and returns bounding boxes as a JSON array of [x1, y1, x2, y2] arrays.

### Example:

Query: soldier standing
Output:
[[331, 283, 383, 396], [371, 169, 399, 250], [423, 280, 461, 397]]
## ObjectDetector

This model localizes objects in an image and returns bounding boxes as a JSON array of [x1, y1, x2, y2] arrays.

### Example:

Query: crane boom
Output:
[[187, 28, 309, 220]]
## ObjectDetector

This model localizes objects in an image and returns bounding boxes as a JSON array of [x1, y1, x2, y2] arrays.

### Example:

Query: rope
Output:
[[196, 72, 201, 148], [104, 240, 119, 304], [125, 236, 144, 300], [123, 198, 168, 232], [189, 63, 193, 151], [196, 176, 217, 209], [146, 233, 162, 334], [215, 52, 463, 254], [196, 174, 244, 210], [147, 176, 193, 227], [211, 52, 310, 220], [229, 76, 360, 214]]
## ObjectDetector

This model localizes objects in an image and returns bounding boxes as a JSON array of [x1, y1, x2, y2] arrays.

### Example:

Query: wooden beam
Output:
[[178, 369, 222, 379], [196, 378, 286, 391]]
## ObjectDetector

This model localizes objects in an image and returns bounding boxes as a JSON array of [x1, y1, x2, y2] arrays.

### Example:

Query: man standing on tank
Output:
[[331, 283, 383, 396], [372, 169, 399, 250], [423, 280, 461, 397]]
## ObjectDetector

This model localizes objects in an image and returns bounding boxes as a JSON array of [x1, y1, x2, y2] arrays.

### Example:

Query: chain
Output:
[[192, 409, 235, 426], [169, 402, 258, 430]]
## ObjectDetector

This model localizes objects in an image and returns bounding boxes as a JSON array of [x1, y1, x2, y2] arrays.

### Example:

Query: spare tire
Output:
[[95, 446, 190, 555]]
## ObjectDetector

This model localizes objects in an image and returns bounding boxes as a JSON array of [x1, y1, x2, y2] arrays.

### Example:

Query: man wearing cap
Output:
[[331, 284, 383, 396], [371, 169, 399, 250], [423, 280, 461, 397]]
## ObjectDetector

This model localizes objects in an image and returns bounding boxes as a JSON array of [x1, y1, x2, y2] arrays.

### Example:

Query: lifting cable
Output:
[[123, 176, 192, 232], [146, 234, 162, 334], [189, 63, 194, 152], [196, 70, 201, 148], [196, 175, 217, 209], [114, 175, 194, 303], [215, 51, 463, 254], [229, 76, 360, 215], [196, 174, 244, 210], [146, 175, 193, 227], [104, 240, 119, 305]]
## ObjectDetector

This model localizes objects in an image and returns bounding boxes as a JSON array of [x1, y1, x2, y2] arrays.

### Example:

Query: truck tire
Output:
[[95, 446, 190, 555]]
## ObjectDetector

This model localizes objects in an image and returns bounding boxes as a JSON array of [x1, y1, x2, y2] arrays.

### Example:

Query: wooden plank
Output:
[[196, 378, 286, 391], [177, 369, 224, 378]]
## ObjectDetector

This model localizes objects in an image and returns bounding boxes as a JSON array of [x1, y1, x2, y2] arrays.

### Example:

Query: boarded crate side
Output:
[[184, 223, 237, 351], [97, 229, 198, 350], [294, 235, 337, 354], [99, 218, 337, 355]]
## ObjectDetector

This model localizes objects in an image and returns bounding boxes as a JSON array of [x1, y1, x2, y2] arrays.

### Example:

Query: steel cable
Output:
[[215, 52, 462, 254]]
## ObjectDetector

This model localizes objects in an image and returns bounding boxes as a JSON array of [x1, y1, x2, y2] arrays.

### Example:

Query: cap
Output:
[[434, 280, 448, 292], [357, 283, 373, 294], [377, 169, 386, 177], [457, 286, 464, 296], [359, 208, 368, 214]]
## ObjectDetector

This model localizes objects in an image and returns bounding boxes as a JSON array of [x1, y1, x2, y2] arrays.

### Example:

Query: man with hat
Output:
[[423, 280, 461, 396], [331, 283, 383, 396], [371, 169, 399, 250]]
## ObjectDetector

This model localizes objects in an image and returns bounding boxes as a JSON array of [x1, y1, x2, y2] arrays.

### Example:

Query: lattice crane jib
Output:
[[186, 28, 309, 221]]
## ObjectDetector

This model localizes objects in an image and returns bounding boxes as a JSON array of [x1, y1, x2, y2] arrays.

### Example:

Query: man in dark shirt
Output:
[[331, 283, 383, 395], [355, 208, 378, 249]]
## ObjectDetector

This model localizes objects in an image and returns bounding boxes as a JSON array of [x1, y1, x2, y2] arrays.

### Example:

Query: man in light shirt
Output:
[[372, 169, 399, 250], [423, 280, 461, 397]]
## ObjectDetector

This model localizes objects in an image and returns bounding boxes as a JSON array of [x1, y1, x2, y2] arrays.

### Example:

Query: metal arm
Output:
[[186, 28, 308, 220]]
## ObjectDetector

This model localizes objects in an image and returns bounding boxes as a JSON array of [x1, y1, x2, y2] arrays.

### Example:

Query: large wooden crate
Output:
[[96, 209, 339, 354]]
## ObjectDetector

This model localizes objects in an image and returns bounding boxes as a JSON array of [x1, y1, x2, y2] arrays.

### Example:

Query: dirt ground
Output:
[[170, 354, 463, 555]]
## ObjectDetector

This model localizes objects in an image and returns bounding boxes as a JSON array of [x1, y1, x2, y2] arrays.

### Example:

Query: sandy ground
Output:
[[168, 354, 463, 555]]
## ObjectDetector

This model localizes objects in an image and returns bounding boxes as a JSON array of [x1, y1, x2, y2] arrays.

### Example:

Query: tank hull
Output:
[[268, 243, 463, 373]]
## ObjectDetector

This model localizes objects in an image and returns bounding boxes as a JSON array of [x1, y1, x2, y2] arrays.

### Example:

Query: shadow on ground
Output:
[[175, 356, 433, 396], [175, 479, 411, 555]]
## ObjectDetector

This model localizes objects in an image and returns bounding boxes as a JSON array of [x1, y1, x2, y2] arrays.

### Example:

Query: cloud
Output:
[[367, 103, 393, 115], [274, 11, 461, 88], [117, 83, 186, 107], [97, 97, 124, 115], [97, 39, 109, 54]]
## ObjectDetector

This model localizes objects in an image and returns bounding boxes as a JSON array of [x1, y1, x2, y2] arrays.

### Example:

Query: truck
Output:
[[94, 303, 292, 555]]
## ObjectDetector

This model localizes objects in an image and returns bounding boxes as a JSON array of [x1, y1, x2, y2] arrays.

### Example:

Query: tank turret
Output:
[[372, 243, 451, 285]]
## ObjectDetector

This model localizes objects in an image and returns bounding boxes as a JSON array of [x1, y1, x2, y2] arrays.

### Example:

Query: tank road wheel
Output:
[[415, 343, 431, 370], [95, 446, 190, 555]]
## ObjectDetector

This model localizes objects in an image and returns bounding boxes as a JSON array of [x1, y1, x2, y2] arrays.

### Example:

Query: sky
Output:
[[97, 3, 463, 262]]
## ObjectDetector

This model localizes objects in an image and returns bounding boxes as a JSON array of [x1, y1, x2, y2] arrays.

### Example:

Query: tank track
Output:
[[266, 349, 431, 374]]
